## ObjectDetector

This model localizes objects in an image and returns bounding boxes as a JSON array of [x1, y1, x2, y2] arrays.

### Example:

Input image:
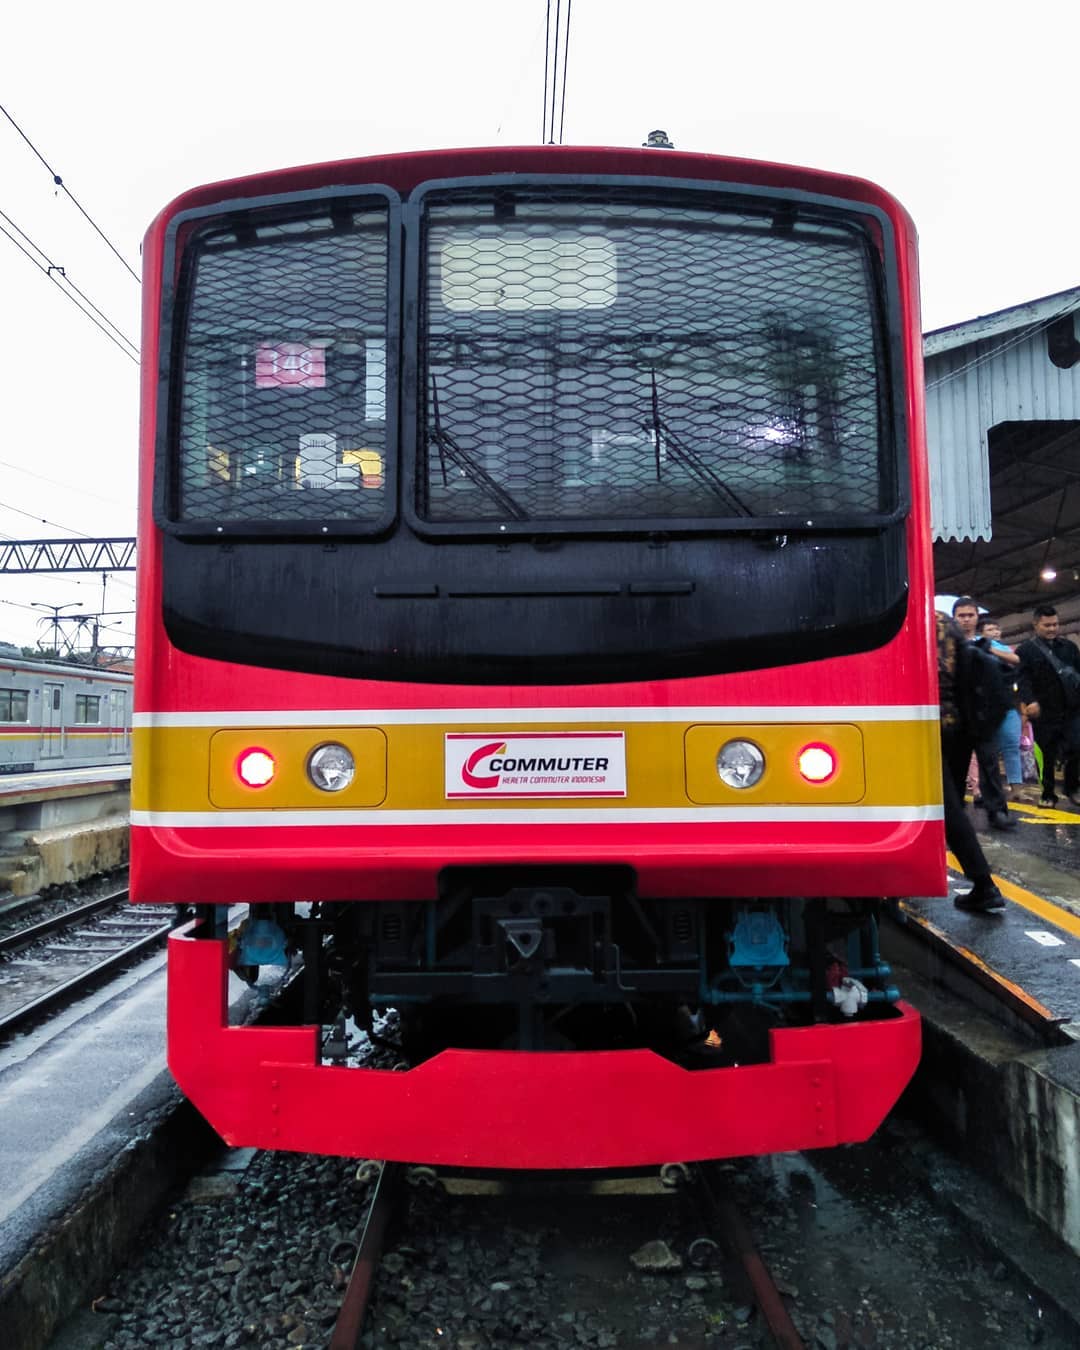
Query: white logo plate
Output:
[[445, 731, 627, 799]]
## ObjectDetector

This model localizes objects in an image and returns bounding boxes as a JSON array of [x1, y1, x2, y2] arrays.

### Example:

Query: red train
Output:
[[132, 143, 943, 1168]]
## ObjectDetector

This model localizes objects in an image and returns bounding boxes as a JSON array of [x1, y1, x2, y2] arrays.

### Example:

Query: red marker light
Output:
[[237, 748, 276, 788], [798, 743, 837, 784]]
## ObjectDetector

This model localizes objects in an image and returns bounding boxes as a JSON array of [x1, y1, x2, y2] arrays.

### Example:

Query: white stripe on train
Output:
[[132, 804, 943, 828], [134, 704, 941, 729]]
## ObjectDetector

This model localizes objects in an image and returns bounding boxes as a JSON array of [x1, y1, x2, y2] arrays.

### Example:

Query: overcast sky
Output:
[[2, 0, 1077, 650]]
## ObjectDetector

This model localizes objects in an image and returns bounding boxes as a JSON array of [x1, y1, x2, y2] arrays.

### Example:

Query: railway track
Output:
[[82, 1124, 1079, 1349], [0, 883, 171, 1037], [326, 1158, 806, 1349]]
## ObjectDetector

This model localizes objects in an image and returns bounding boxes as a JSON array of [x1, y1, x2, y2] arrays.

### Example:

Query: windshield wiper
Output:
[[649, 369, 751, 516], [429, 374, 529, 521]]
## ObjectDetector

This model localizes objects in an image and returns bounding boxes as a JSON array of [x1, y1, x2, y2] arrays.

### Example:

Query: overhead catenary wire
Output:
[[558, 0, 572, 146], [0, 455, 132, 512], [0, 101, 140, 283], [0, 215, 139, 364], [0, 208, 139, 362], [542, 0, 572, 144], [0, 500, 100, 538]]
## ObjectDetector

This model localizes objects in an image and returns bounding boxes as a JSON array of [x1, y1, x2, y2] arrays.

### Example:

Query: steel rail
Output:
[[697, 1163, 806, 1350], [329, 1161, 404, 1350], [0, 922, 170, 1038], [0, 887, 130, 955]]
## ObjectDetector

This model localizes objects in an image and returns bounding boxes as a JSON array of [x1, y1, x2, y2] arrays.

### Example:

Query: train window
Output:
[[167, 196, 393, 531], [440, 233, 617, 312], [75, 694, 102, 724], [0, 689, 29, 722], [415, 186, 894, 530]]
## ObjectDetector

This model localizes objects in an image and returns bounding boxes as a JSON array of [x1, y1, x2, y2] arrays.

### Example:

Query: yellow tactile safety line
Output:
[[946, 851, 1080, 941]]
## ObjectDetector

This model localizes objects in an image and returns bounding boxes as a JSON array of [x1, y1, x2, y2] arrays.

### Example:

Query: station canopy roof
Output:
[[926, 288, 1080, 639]]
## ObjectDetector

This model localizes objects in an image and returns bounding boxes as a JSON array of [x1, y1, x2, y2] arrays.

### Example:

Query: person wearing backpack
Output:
[[951, 597, 1017, 830], [1016, 604, 1080, 808]]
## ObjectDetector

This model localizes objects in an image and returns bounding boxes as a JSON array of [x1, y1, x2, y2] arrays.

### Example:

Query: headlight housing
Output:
[[715, 739, 765, 789], [307, 742, 356, 792]]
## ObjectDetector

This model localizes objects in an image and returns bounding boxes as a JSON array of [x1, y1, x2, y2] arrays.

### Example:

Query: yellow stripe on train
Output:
[[131, 719, 942, 813]]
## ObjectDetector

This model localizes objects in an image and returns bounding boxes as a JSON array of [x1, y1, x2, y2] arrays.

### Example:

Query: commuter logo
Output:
[[445, 732, 627, 798]]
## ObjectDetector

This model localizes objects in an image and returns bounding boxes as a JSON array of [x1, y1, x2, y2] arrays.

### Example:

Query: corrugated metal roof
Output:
[[925, 284, 1080, 358], [924, 286, 1080, 541]]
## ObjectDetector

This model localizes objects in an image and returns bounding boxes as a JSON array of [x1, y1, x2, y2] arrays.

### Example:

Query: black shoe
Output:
[[988, 810, 1017, 830], [1040, 796, 1058, 808], [955, 881, 1006, 912]]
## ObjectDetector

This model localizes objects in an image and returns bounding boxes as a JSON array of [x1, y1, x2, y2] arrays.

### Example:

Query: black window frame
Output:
[[402, 173, 909, 540], [155, 185, 402, 540], [74, 693, 102, 725]]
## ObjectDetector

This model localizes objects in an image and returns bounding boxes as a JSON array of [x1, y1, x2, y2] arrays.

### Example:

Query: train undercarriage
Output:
[[168, 869, 920, 1166], [222, 867, 903, 1069]]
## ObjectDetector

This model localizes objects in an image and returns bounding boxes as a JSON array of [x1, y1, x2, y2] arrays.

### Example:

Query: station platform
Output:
[[0, 951, 283, 1349], [881, 791, 1080, 1270], [0, 766, 130, 897], [0, 765, 130, 807], [900, 794, 1080, 1029]]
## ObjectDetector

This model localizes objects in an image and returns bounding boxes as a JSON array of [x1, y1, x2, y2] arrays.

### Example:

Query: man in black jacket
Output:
[[1016, 604, 1080, 808], [937, 613, 1006, 912], [951, 596, 1016, 830]]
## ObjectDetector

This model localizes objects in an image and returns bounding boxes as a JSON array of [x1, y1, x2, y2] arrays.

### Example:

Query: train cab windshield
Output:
[[414, 184, 896, 532], [162, 181, 899, 538], [156, 172, 910, 683]]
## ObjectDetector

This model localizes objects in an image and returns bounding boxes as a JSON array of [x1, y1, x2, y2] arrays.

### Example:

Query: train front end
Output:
[[133, 145, 941, 1167]]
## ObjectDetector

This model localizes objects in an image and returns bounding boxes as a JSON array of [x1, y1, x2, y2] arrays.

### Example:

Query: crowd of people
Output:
[[937, 598, 1080, 913]]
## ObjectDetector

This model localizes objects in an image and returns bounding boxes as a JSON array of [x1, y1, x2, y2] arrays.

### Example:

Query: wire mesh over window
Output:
[[171, 199, 391, 528], [416, 188, 892, 528]]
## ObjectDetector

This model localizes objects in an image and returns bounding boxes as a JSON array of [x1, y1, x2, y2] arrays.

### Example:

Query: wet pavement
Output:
[[904, 794, 1080, 1026], [978, 796, 1080, 897]]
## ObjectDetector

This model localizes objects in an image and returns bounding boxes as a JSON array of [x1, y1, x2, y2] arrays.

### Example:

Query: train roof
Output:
[[0, 654, 133, 682]]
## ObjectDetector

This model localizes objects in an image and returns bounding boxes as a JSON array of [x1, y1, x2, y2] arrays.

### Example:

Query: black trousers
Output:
[[974, 734, 1007, 814], [1032, 713, 1080, 799], [940, 726, 993, 884]]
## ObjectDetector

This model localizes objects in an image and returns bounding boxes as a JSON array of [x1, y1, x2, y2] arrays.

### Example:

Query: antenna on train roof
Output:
[[642, 129, 675, 149]]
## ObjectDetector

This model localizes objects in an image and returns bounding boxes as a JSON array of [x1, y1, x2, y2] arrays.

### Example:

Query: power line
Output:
[[0, 456, 132, 511], [558, 0, 572, 145], [0, 207, 139, 362], [542, 0, 573, 144], [0, 101, 140, 283], [0, 501, 97, 537]]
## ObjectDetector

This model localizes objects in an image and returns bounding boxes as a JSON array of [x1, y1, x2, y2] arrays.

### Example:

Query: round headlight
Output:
[[716, 739, 765, 789], [307, 743, 355, 792]]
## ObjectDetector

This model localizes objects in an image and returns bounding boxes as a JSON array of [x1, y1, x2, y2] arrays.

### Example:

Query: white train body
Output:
[[0, 655, 132, 775]]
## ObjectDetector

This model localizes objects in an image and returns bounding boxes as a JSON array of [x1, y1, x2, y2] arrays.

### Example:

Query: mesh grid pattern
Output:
[[173, 201, 390, 526], [417, 190, 888, 526]]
